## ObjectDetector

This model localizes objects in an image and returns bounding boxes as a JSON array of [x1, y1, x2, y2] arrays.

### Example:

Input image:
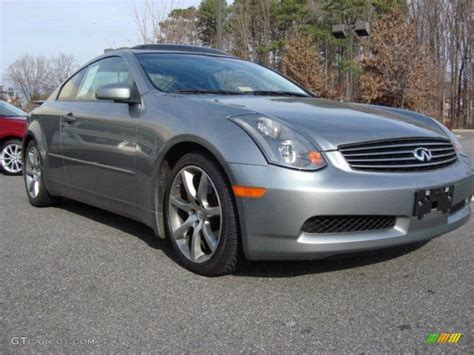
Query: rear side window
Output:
[[57, 69, 85, 101], [75, 57, 133, 101]]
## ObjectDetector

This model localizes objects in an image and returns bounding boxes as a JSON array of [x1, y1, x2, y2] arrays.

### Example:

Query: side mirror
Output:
[[95, 83, 140, 104]]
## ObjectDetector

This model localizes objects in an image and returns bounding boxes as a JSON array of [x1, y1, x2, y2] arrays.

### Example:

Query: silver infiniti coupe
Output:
[[24, 45, 474, 275]]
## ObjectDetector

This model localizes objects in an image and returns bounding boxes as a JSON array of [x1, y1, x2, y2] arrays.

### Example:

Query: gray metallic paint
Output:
[[211, 96, 447, 151], [24, 49, 474, 260], [229, 155, 473, 259]]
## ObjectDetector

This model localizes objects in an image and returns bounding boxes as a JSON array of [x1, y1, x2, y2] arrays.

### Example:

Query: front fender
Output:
[[137, 94, 268, 209], [155, 134, 240, 182], [143, 131, 267, 238], [135, 93, 269, 236]]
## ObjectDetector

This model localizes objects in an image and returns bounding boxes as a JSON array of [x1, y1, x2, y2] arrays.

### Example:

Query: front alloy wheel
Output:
[[165, 153, 242, 276], [0, 139, 23, 175], [168, 166, 222, 263]]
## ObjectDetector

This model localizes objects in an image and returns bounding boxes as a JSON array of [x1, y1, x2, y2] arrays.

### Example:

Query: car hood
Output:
[[213, 96, 447, 151]]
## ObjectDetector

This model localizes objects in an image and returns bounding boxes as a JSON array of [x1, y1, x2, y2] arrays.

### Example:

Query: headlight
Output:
[[433, 121, 467, 157], [447, 131, 467, 157], [230, 114, 326, 170]]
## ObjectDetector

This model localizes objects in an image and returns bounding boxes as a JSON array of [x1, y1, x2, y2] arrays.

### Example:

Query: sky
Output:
[[0, 0, 204, 84]]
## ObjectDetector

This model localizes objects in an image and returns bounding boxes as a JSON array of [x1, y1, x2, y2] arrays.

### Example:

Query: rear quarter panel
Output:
[[25, 104, 66, 184], [0, 117, 26, 141]]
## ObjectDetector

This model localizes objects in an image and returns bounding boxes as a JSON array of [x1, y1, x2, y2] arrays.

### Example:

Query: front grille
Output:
[[301, 215, 396, 234], [339, 137, 457, 172], [449, 200, 466, 215]]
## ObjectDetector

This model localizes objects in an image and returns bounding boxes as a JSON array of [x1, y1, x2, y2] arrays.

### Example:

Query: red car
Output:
[[0, 101, 27, 175]]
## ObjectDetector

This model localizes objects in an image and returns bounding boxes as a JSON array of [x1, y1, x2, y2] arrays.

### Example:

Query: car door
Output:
[[60, 56, 138, 205], [27, 69, 87, 184]]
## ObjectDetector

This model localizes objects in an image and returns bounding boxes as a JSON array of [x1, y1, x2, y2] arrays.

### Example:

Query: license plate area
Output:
[[413, 186, 454, 220]]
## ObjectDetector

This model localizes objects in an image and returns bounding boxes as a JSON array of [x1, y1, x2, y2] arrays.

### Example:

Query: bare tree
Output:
[[408, 0, 472, 128], [131, 0, 178, 44], [252, 0, 275, 66], [6, 54, 52, 102], [357, 10, 436, 112], [227, 0, 276, 65], [446, 0, 472, 128], [6, 53, 78, 103], [49, 53, 78, 88], [280, 31, 328, 96], [227, 0, 252, 58], [159, 7, 200, 44]]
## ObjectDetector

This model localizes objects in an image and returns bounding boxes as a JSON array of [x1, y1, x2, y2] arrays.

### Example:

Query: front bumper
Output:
[[229, 152, 474, 260]]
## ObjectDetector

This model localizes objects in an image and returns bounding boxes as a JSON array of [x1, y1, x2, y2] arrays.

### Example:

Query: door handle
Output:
[[63, 113, 76, 124]]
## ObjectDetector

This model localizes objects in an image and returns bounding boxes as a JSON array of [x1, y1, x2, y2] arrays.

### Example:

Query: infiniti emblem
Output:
[[413, 147, 433, 162]]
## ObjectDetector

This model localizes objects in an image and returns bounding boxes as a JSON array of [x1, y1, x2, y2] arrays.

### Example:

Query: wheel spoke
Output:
[[2, 150, 12, 158], [33, 181, 40, 197], [28, 151, 35, 167], [181, 170, 197, 202], [190, 223, 204, 261], [34, 149, 40, 167], [173, 215, 197, 240], [205, 206, 220, 218], [170, 195, 192, 213], [28, 177, 35, 194], [197, 173, 209, 204], [202, 222, 217, 252]]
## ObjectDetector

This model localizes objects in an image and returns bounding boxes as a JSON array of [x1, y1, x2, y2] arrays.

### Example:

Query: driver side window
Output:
[[75, 57, 133, 101]]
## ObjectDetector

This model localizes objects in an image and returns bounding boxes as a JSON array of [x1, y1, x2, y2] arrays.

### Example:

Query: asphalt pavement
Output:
[[1, 132, 473, 352]]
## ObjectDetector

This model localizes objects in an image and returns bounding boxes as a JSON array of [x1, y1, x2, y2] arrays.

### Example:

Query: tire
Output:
[[23, 140, 60, 207], [0, 139, 23, 175], [164, 152, 242, 276]]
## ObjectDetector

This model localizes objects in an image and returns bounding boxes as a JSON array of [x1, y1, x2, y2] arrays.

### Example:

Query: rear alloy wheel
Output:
[[165, 153, 242, 276], [0, 139, 23, 175], [23, 140, 59, 207]]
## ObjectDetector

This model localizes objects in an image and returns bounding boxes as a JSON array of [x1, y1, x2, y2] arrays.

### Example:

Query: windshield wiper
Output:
[[175, 89, 246, 95], [248, 91, 309, 97], [174, 89, 309, 97]]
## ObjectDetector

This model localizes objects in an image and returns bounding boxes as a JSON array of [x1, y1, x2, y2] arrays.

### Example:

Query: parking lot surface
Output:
[[1, 131, 473, 352]]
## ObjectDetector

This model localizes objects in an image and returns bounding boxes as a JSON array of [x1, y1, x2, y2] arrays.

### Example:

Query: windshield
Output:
[[135, 53, 309, 96], [0, 101, 26, 117]]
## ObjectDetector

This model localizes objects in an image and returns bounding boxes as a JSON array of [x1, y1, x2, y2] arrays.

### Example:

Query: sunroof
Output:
[[131, 44, 227, 56]]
